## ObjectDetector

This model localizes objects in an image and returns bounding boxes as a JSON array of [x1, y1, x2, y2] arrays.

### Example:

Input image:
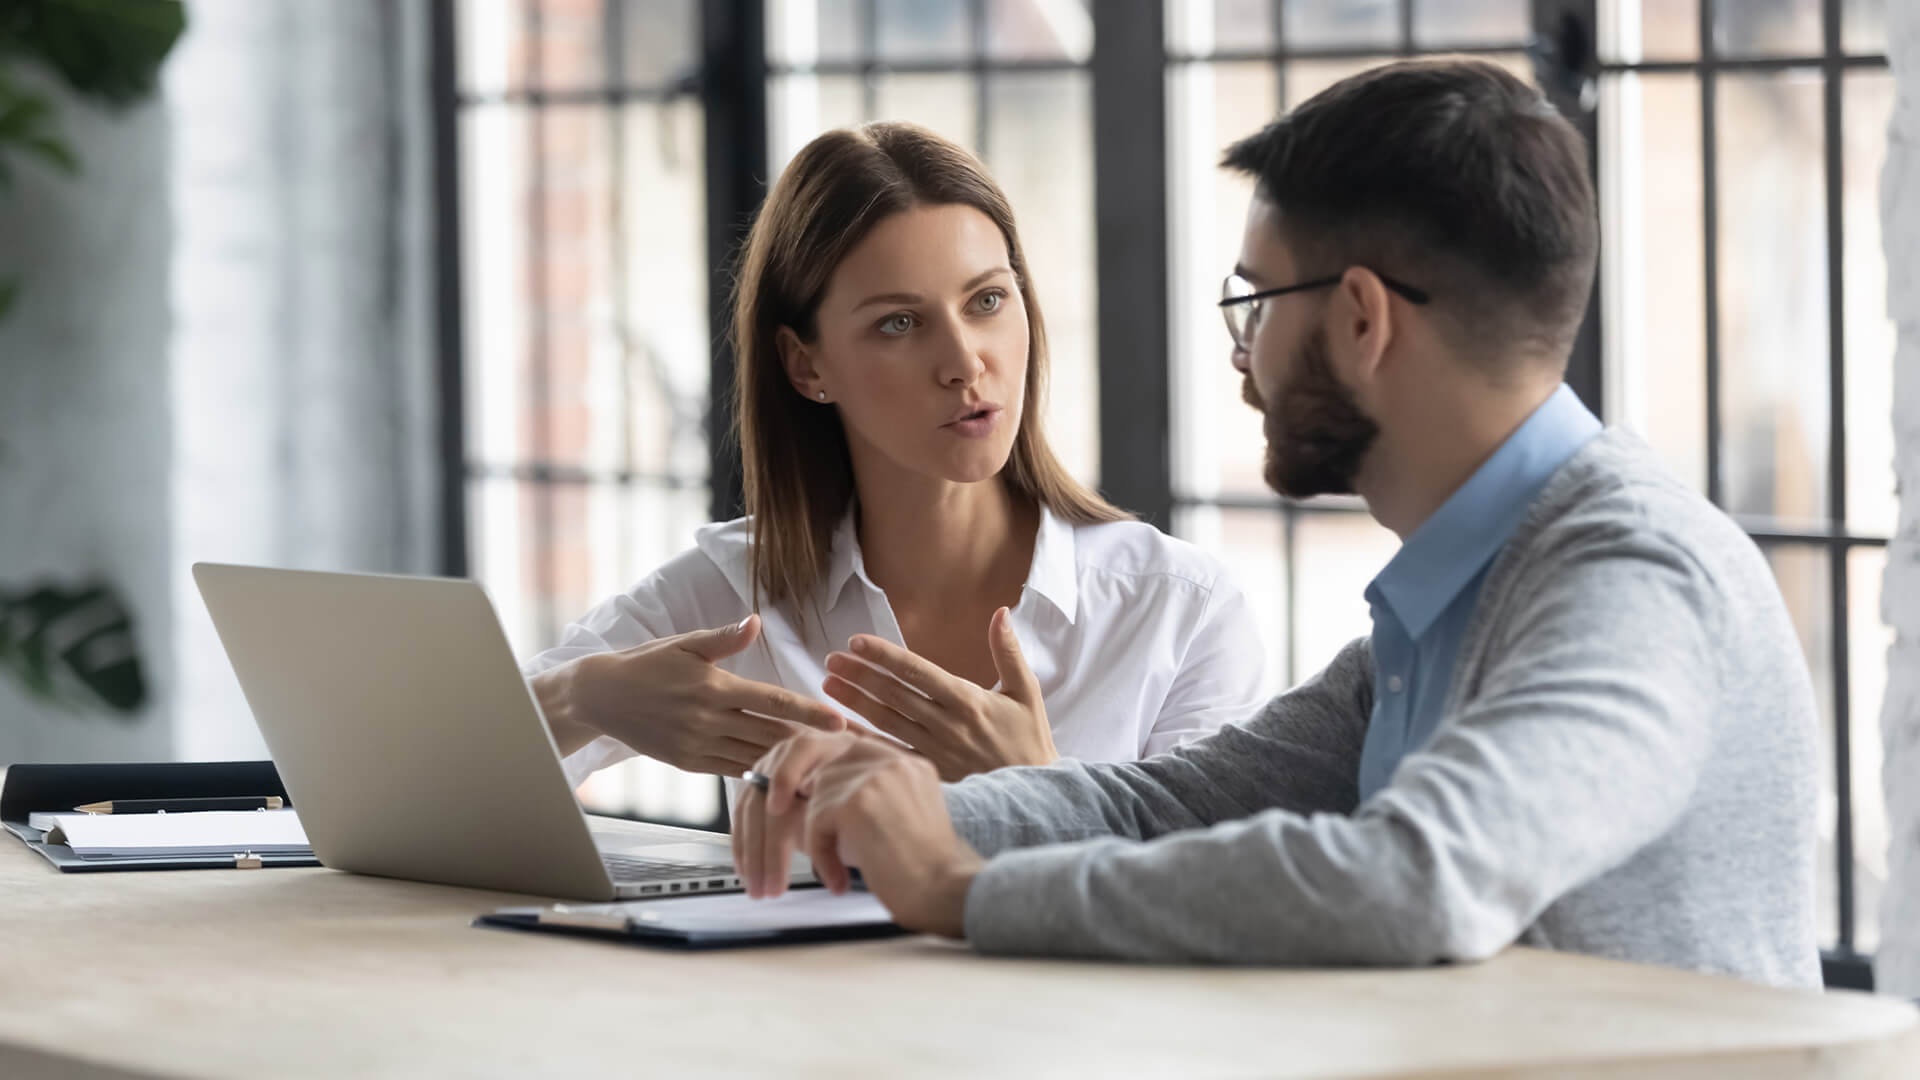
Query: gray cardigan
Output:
[[947, 430, 1822, 988]]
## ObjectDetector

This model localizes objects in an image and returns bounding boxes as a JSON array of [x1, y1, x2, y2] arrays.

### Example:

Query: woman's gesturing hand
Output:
[[533, 614, 847, 776], [820, 607, 1056, 781]]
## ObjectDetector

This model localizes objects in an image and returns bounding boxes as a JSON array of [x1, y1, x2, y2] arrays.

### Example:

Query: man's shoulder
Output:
[[1515, 429, 1757, 573]]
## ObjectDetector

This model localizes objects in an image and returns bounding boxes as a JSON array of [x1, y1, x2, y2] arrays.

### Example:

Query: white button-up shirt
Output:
[[525, 507, 1269, 788]]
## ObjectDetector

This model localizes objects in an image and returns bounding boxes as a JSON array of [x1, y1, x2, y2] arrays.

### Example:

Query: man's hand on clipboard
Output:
[[732, 730, 982, 939]]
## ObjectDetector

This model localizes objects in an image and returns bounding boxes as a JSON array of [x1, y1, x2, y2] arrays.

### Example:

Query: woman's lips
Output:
[[941, 407, 1001, 438]]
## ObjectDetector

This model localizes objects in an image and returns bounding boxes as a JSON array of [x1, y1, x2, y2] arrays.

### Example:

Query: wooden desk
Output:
[[0, 837, 1913, 1078]]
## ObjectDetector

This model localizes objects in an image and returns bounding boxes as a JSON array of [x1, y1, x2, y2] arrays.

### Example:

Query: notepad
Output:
[[34, 809, 312, 859], [553, 889, 893, 933], [478, 887, 902, 948]]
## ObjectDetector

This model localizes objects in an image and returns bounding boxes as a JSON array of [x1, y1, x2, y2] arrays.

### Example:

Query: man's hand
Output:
[[732, 729, 983, 938], [821, 607, 1056, 780]]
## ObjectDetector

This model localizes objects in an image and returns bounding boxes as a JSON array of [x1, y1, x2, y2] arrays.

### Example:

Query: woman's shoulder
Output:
[[1063, 516, 1236, 593], [620, 517, 755, 612]]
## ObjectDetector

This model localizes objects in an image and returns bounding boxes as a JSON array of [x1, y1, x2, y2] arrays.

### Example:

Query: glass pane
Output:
[[449, 0, 697, 92], [468, 477, 544, 660], [1846, 71, 1896, 537], [877, 0, 974, 61], [619, 107, 712, 481], [1716, 72, 1829, 525], [985, 72, 1099, 484], [1600, 72, 1707, 494], [549, 481, 716, 828], [1293, 509, 1399, 682], [872, 72, 979, 151], [1844, 0, 1887, 55], [1284, 56, 1394, 107], [455, 0, 522, 94], [612, 0, 700, 87], [1764, 543, 1838, 949], [570, 483, 713, 624], [769, 0, 864, 66], [534, 102, 710, 475], [461, 105, 533, 468], [769, 73, 867, 173], [1414, 0, 1530, 47], [1287, 52, 1532, 107], [1175, 506, 1288, 698], [1711, 0, 1821, 57], [1167, 0, 1272, 56], [1599, 0, 1700, 63], [987, 0, 1092, 61], [576, 755, 725, 826], [1168, 61, 1279, 501], [1215, 0, 1277, 53], [1284, 0, 1399, 50], [1849, 545, 1891, 952]]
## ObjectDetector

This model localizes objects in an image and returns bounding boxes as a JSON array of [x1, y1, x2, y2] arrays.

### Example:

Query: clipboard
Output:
[[474, 888, 906, 950], [1, 761, 321, 872]]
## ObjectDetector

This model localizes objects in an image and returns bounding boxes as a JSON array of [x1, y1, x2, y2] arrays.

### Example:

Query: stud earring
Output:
[[817, 390, 828, 401]]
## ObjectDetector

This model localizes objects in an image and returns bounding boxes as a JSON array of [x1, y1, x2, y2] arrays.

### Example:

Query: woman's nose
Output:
[[934, 326, 987, 387]]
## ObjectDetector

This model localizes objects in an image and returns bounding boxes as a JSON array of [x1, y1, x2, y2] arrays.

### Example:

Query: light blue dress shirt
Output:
[[1355, 383, 1604, 802]]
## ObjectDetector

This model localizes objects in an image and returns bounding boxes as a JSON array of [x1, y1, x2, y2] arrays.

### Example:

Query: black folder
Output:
[[1, 760, 321, 871]]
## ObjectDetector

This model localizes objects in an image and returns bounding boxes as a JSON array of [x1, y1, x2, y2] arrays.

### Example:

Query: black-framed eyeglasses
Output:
[[1218, 271, 1431, 352]]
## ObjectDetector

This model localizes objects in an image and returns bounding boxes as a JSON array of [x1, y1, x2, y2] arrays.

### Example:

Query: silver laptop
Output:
[[192, 562, 815, 901]]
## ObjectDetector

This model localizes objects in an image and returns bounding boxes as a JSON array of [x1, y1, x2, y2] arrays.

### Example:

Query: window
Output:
[[441, 0, 1896, 971], [1598, 0, 1891, 962], [453, 0, 721, 825], [766, 0, 1102, 483], [1163, 0, 1538, 706]]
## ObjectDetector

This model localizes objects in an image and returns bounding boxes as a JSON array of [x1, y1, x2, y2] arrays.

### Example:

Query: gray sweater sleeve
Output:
[[943, 637, 1374, 855], [956, 521, 1722, 965]]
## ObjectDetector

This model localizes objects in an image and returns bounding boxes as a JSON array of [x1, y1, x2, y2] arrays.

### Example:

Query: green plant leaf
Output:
[[0, 87, 56, 138], [19, 130, 75, 172], [3, 0, 188, 107], [0, 76, 75, 182], [0, 582, 148, 716]]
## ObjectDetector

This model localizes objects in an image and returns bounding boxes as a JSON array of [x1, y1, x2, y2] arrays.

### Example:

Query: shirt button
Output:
[[1388, 675, 1405, 694]]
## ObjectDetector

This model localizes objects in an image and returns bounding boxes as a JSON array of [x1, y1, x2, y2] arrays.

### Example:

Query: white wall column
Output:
[[1878, 0, 1920, 998]]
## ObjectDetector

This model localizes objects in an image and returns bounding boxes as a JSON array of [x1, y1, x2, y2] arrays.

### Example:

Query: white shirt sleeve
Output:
[[1139, 573, 1270, 757], [519, 557, 733, 790]]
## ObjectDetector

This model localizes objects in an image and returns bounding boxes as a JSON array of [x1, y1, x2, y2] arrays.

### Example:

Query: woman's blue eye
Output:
[[879, 313, 914, 336], [975, 290, 1004, 313]]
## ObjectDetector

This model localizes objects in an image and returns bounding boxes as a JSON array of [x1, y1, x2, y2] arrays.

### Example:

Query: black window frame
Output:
[[432, 0, 1890, 982]]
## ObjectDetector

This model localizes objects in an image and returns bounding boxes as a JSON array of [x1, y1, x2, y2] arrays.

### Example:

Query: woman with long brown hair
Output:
[[526, 123, 1265, 788]]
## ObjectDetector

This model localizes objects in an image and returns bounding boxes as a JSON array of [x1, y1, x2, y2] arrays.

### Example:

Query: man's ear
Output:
[[1331, 266, 1395, 389], [775, 326, 823, 399]]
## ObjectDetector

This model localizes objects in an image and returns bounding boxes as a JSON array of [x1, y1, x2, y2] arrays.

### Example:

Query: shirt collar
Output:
[[1024, 503, 1080, 624], [1367, 383, 1602, 639], [823, 500, 1080, 623], [821, 505, 865, 609]]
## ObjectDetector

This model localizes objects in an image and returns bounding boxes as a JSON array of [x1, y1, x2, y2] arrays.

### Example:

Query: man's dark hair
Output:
[[1223, 58, 1598, 368]]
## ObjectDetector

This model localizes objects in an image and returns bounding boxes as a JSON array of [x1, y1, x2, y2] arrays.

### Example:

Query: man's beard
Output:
[[1242, 327, 1380, 498]]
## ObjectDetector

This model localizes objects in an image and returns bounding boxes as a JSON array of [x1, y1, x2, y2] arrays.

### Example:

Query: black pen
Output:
[[74, 796, 285, 815]]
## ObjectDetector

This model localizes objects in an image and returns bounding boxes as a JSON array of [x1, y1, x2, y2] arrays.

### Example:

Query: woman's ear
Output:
[[775, 326, 825, 401]]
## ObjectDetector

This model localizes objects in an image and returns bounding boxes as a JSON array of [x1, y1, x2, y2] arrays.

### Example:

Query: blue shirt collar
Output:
[[1367, 384, 1602, 639]]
